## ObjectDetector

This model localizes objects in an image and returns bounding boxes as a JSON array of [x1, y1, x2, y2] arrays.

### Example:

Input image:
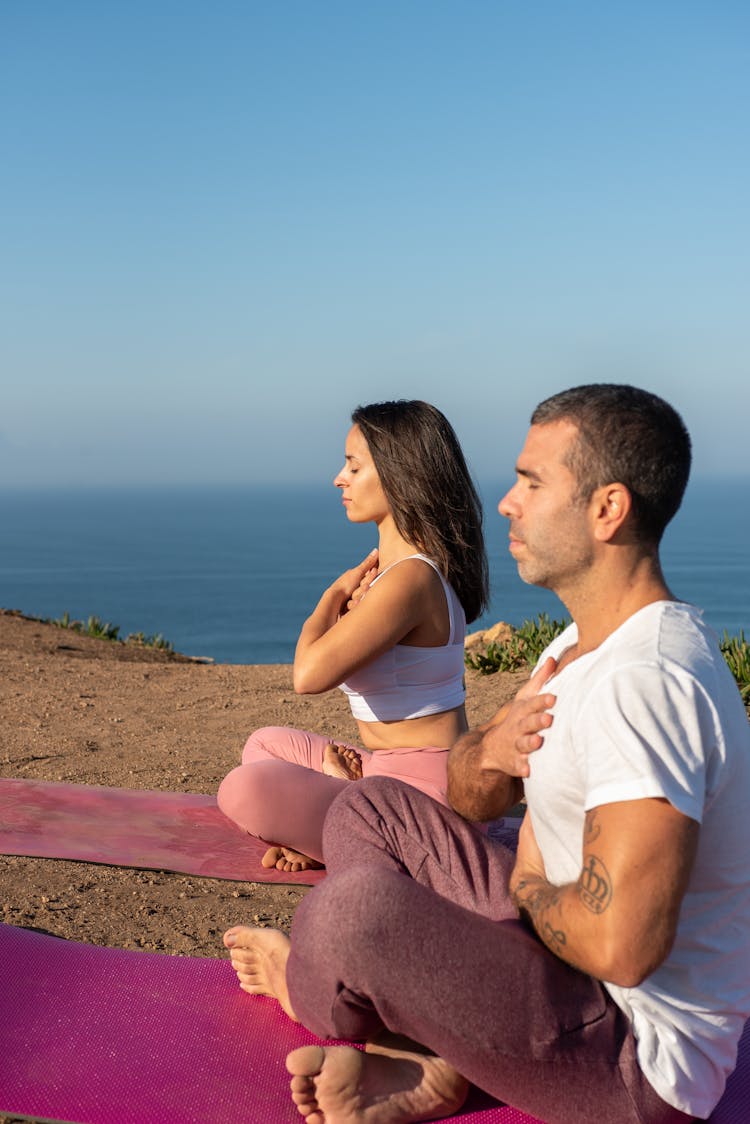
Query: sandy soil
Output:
[[0, 609, 524, 1117], [0, 609, 523, 953]]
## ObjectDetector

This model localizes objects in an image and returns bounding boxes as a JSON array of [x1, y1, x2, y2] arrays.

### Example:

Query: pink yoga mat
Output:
[[0, 923, 539, 1123], [2, 782, 747, 1121], [0, 777, 325, 884]]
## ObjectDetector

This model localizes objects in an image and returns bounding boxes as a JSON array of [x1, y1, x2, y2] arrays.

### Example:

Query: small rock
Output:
[[464, 620, 513, 655]]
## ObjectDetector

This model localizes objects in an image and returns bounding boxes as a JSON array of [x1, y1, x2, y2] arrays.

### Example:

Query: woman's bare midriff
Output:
[[356, 704, 468, 752]]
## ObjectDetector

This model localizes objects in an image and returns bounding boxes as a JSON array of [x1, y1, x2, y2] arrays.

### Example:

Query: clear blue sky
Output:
[[2, 0, 748, 488]]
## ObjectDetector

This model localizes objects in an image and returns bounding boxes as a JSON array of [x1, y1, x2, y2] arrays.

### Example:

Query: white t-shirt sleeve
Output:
[[578, 663, 710, 823]]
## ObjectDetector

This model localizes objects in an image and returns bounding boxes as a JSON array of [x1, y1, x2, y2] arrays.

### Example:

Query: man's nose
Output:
[[498, 486, 517, 518]]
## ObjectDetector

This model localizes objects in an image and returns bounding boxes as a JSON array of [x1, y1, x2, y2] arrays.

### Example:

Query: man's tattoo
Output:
[[542, 921, 567, 955], [513, 833, 613, 962], [583, 808, 601, 844], [514, 882, 561, 917], [577, 854, 612, 914], [514, 881, 568, 955]]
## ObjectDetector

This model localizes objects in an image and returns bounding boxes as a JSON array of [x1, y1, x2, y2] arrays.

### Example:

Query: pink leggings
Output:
[[216, 726, 451, 862]]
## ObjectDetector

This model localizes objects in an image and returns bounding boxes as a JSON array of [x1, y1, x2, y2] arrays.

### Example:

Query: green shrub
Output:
[[51, 610, 81, 632], [85, 616, 120, 641], [126, 631, 174, 653], [720, 630, 750, 707], [50, 612, 119, 640], [467, 616, 750, 714], [465, 613, 570, 674], [50, 611, 172, 653]]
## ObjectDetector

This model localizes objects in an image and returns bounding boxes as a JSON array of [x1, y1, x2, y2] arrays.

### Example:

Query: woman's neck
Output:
[[375, 518, 417, 570]]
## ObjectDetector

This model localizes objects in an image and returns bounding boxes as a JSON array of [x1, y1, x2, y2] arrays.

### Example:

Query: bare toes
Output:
[[262, 846, 283, 869]]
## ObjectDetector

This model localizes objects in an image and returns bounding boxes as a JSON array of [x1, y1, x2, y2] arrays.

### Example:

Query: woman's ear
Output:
[[592, 484, 631, 541]]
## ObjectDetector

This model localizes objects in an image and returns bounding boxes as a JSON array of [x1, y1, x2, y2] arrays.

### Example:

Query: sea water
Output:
[[0, 479, 747, 664]]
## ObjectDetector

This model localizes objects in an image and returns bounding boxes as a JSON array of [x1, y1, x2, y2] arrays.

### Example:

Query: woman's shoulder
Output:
[[378, 553, 442, 577], [372, 554, 446, 592]]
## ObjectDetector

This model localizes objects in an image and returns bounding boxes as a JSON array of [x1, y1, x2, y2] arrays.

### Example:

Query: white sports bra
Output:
[[338, 554, 466, 722]]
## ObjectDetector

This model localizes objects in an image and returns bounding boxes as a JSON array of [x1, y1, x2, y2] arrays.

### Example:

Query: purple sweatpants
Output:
[[286, 778, 694, 1124]]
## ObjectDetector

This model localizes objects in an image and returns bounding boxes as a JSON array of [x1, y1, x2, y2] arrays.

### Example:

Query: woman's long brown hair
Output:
[[351, 400, 489, 623]]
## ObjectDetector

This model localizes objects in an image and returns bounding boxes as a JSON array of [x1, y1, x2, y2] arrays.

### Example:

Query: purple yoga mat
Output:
[[712, 1019, 750, 1124], [0, 777, 325, 884], [0, 923, 539, 1123]]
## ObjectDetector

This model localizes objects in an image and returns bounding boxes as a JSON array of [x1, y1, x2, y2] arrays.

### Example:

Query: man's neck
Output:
[[560, 554, 674, 662]]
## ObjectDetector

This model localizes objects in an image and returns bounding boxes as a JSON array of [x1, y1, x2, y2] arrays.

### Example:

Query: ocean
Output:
[[1, 479, 748, 664]]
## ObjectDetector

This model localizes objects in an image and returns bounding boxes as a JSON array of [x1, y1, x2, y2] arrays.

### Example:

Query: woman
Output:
[[217, 399, 489, 871]]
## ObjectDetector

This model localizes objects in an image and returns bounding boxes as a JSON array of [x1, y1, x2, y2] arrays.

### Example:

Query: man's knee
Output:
[[326, 774, 430, 830], [292, 863, 413, 954], [323, 776, 446, 872]]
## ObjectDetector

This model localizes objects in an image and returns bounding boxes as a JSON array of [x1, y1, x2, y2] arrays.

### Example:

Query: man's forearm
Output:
[[448, 685, 557, 820], [447, 728, 522, 821], [511, 870, 625, 983], [511, 797, 699, 989], [511, 875, 574, 963]]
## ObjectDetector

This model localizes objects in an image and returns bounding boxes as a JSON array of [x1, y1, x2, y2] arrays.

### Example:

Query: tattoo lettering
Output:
[[583, 809, 601, 845], [522, 886, 546, 918], [513, 880, 568, 956], [542, 921, 567, 955], [577, 854, 612, 914]]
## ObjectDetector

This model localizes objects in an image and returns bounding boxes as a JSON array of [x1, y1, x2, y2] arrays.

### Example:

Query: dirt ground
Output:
[[0, 608, 524, 954], [0, 609, 524, 1114]]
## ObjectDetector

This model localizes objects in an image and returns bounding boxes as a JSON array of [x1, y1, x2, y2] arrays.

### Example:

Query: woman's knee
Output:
[[217, 765, 247, 820], [241, 726, 325, 770], [241, 726, 290, 762], [217, 762, 276, 837]]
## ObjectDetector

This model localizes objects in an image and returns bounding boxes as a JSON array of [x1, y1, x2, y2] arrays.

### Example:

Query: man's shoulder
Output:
[[609, 600, 712, 666], [647, 601, 727, 680], [591, 601, 747, 738]]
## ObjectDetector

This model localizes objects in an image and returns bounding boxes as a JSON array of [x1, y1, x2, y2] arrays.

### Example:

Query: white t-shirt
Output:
[[524, 601, 750, 1118]]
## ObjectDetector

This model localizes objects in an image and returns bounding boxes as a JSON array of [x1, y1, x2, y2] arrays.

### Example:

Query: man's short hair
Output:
[[531, 384, 691, 544]]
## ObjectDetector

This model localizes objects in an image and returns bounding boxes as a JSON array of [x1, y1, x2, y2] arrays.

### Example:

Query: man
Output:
[[225, 385, 750, 1123]]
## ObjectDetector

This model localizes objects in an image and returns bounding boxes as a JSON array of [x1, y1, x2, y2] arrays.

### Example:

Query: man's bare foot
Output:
[[222, 925, 298, 1020], [261, 844, 324, 872], [286, 1042, 469, 1123], [322, 742, 363, 781]]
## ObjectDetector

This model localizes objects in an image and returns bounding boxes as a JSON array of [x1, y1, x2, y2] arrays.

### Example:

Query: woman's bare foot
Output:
[[322, 743, 363, 781], [286, 1042, 468, 1123], [261, 845, 324, 872], [222, 925, 298, 1020]]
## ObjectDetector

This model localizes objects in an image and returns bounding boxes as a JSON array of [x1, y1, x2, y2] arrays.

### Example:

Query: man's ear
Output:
[[592, 484, 631, 541]]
